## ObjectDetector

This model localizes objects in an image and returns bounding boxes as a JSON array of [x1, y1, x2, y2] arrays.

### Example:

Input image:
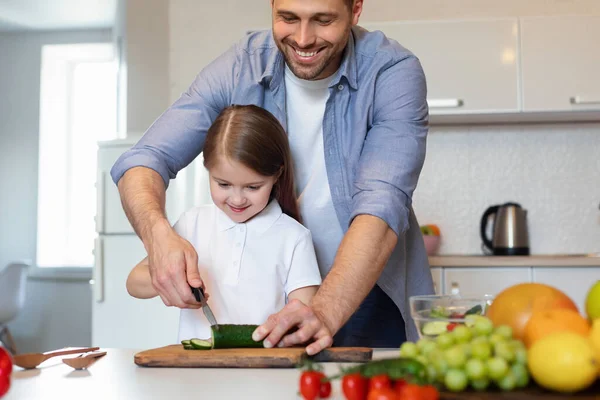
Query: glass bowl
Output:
[[409, 294, 494, 339]]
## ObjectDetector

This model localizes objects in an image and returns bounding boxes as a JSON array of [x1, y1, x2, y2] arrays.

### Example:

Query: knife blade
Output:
[[190, 286, 219, 330]]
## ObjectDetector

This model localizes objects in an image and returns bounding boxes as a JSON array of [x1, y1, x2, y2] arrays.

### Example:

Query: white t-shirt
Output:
[[284, 65, 345, 276], [175, 200, 322, 341]]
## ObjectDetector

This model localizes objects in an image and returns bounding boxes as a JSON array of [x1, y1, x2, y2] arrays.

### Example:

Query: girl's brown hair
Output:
[[203, 105, 301, 223]]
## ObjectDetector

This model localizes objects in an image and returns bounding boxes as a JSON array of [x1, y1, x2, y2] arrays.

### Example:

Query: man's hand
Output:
[[252, 299, 333, 356], [148, 220, 204, 309]]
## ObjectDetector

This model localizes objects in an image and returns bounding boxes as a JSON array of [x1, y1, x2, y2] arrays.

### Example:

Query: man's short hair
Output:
[[345, 0, 354, 10]]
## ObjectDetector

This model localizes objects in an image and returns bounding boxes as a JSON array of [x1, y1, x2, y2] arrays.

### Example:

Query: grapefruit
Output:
[[486, 283, 578, 341], [523, 308, 590, 348]]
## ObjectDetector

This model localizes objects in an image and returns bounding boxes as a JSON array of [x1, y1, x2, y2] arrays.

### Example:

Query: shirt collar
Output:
[[259, 28, 358, 91], [215, 200, 283, 234]]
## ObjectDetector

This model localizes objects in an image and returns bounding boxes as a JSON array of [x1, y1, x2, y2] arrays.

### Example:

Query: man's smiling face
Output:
[[271, 0, 362, 81]]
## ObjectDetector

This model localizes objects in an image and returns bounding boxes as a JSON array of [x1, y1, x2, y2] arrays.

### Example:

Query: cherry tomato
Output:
[[0, 348, 12, 378], [367, 388, 397, 400], [368, 375, 391, 392], [299, 371, 322, 400], [446, 323, 459, 332], [319, 376, 332, 398], [0, 375, 10, 398], [395, 383, 423, 400], [342, 373, 369, 400], [420, 385, 440, 400], [393, 378, 406, 389]]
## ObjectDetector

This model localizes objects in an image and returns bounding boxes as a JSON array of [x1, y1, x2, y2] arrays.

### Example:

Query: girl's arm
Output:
[[126, 257, 159, 299], [288, 285, 319, 306]]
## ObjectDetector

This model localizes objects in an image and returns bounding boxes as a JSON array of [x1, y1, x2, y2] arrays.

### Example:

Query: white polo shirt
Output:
[[175, 200, 322, 342]]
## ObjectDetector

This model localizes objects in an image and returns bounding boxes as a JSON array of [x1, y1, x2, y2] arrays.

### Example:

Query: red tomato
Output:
[[319, 376, 332, 398], [368, 375, 391, 392], [395, 383, 423, 400], [393, 379, 406, 389], [0, 348, 12, 378], [420, 385, 440, 400], [342, 373, 369, 400], [446, 323, 459, 332], [299, 371, 322, 400], [0, 376, 10, 398], [367, 388, 397, 400]]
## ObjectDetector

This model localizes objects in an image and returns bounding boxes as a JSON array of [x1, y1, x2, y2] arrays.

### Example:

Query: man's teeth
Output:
[[296, 49, 317, 57]]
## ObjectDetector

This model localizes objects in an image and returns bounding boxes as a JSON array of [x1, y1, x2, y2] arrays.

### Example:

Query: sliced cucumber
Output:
[[181, 340, 191, 346], [190, 338, 212, 350], [183, 344, 193, 350], [421, 321, 449, 336], [211, 324, 263, 349]]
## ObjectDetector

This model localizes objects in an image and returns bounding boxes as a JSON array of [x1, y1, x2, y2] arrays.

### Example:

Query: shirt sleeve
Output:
[[284, 230, 322, 296], [349, 55, 429, 237], [109, 42, 241, 189]]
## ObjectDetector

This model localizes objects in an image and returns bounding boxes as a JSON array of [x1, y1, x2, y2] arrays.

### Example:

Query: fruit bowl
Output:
[[409, 294, 494, 339]]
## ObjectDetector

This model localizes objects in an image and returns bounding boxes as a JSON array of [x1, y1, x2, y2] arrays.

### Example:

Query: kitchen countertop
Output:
[[7, 348, 398, 400], [429, 254, 600, 268]]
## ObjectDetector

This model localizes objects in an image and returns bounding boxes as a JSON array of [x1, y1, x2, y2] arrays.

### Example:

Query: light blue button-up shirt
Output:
[[111, 26, 435, 341]]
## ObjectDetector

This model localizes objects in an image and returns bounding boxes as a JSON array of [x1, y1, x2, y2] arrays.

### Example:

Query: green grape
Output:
[[432, 356, 449, 378], [444, 345, 467, 368], [494, 325, 513, 340], [416, 355, 428, 366], [451, 325, 472, 343], [497, 371, 517, 391], [471, 378, 490, 391], [494, 341, 516, 363], [509, 339, 526, 350], [399, 341, 419, 358], [421, 340, 438, 356], [487, 357, 509, 381], [416, 338, 433, 352], [511, 363, 530, 388], [515, 347, 528, 365], [473, 316, 494, 336], [444, 368, 468, 392], [465, 358, 487, 381], [470, 335, 489, 345], [488, 333, 504, 346], [426, 364, 438, 383], [471, 341, 492, 360], [436, 332, 455, 349]]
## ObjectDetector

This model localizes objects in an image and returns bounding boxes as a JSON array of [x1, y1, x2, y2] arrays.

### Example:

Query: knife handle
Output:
[[190, 286, 203, 303]]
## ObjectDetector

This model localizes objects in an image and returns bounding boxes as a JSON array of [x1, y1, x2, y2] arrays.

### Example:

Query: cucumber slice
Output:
[[181, 340, 191, 346], [211, 324, 263, 349], [190, 338, 212, 350], [183, 344, 193, 350], [421, 321, 449, 336]]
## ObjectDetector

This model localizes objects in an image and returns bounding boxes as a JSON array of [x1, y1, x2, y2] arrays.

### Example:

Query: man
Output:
[[111, 0, 434, 356]]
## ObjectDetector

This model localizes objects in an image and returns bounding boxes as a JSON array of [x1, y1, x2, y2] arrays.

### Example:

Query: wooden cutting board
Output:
[[134, 345, 372, 368]]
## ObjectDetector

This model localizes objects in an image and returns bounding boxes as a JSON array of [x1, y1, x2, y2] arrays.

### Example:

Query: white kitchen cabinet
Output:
[[92, 235, 180, 348], [430, 267, 443, 295], [520, 16, 600, 113], [96, 139, 210, 234], [361, 19, 520, 116], [533, 267, 600, 318], [443, 268, 531, 298]]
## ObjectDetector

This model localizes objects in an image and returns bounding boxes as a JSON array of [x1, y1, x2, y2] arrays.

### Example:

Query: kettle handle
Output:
[[480, 205, 499, 252]]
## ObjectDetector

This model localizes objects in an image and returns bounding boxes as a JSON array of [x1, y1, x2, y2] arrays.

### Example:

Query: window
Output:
[[36, 43, 118, 268]]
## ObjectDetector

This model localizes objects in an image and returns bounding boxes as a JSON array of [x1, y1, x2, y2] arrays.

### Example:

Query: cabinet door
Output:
[[362, 19, 519, 115], [92, 235, 180, 348], [431, 267, 443, 295], [96, 143, 208, 234], [533, 267, 600, 317], [443, 268, 531, 298], [521, 16, 600, 112]]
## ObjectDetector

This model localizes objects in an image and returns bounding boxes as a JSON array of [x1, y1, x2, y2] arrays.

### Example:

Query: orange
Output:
[[487, 283, 578, 341], [427, 224, 441, 236], [523, 308, 590, 348]]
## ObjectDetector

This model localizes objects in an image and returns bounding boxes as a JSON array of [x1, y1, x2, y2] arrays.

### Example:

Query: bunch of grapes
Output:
[[400, 316, 530, 392]]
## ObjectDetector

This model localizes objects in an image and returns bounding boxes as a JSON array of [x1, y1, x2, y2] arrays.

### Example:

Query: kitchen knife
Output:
[[190, 286, 219, 330]]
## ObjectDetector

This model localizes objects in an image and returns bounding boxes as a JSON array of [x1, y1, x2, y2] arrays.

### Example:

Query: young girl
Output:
[[126, 105, 322, 343]]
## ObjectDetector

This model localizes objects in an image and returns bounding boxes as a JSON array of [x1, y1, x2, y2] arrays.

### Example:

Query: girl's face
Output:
[[208, 155, 278, 223]]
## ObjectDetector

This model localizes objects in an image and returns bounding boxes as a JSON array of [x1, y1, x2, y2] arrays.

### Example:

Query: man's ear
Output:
[[352, 0, 364, 26]]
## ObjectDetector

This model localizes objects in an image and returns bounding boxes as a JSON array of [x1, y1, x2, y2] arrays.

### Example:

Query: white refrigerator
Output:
[[92, 138, 211, 349]]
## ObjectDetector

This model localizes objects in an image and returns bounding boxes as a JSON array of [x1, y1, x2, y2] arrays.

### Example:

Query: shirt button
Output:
[[338, 84, 344, 91], [233, 261, 238, 266], [239, 226, 244, 232]]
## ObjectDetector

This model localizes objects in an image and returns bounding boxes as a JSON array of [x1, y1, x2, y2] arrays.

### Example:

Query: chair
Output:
[[0, 262, 29, 355]]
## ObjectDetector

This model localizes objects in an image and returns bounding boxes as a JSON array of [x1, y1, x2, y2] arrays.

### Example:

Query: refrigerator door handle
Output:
[[92, 237, 104, 303], [95, 170, 105, 233]]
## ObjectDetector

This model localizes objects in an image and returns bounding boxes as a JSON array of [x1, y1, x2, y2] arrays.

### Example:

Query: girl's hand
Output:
[[148, 220, 204, 309]]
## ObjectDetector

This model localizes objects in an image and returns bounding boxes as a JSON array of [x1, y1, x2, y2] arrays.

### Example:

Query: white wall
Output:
[[0, 29, 111, 353], [167, 0, 600, 256]]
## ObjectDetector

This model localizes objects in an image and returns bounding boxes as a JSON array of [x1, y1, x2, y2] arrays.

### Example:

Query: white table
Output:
[[7, 348, 400, 400]]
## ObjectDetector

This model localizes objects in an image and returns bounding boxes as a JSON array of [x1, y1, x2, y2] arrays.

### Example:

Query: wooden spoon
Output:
[[62, 351, 107, 370], [13, 347, 100, 369]]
